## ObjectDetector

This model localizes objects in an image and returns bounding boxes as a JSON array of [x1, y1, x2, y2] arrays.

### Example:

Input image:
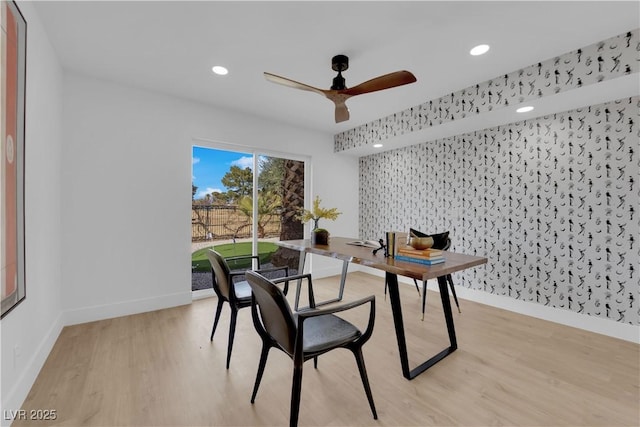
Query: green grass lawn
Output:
[[192, 241, 279, 272]]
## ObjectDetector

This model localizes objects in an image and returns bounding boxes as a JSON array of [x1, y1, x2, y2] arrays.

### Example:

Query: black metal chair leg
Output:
[[290, 366, 303, 427], [447, 274, 461, 313], [419, 276, 460, 319], [353, 347, 378, 420], [412, 278, 421, 295], [251, 343, 271, 403], [421, 280, 428, 321], [210, 299, 224, 341], [226, 308, 238, 369]]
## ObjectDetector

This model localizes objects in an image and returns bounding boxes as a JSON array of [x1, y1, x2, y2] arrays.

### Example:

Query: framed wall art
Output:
[[1, 0, 26, 318]]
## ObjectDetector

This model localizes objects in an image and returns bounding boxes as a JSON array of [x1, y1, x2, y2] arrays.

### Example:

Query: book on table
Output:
[[395, 254, 445, 265], [396, 246, 443, 259], [346, 240, 381, 248], [395, 245, 445, 265]]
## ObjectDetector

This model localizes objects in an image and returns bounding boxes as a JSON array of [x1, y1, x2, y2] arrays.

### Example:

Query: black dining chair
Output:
[[245, 270, 378, 427], [205, 249, 289, 369]]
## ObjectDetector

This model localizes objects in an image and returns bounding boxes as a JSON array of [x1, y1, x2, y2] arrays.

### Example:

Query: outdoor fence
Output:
[[192, 205, 281, 241]]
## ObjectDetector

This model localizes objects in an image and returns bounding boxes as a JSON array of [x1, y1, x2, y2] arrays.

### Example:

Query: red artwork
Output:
[[1, 0, 25, 317]]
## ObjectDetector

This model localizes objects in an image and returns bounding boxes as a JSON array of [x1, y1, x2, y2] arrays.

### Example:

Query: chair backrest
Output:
[[206, 249, 232, 299], [245, 270, 297, 355], [442, 237, 451, 251]]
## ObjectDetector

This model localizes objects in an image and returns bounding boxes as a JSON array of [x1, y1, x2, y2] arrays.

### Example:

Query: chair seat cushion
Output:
[[300, 314, 362, 353], [233, 280, 253, 302]]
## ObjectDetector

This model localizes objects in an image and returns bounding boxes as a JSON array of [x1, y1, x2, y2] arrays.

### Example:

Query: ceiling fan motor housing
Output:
[[331, 54, 349, 90], [331, 54, 349, 72]]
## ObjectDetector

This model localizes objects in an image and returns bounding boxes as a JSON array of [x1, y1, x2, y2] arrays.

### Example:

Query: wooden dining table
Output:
[[276, 237, 488, 380]]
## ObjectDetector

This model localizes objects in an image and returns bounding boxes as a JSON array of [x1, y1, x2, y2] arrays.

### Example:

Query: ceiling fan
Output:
[[264, 54, 417, 123]]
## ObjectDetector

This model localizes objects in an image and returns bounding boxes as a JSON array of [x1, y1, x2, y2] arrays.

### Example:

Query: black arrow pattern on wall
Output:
[[359, 96, 639, 325], [337, 29, 639, 152]]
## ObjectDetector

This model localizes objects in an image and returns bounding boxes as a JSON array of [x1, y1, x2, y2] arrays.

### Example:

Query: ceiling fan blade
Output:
[[265, 62, 416, 124], [334, 102, 350, 123], [342, 70, 416, 96], [264, 72, 327, 97]]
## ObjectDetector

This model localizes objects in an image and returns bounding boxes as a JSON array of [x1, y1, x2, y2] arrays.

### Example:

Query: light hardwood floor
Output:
[[17, 272, 639, 426]]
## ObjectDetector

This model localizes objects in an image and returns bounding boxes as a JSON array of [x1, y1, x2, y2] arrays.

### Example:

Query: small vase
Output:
[[311, 229, 329, 245]]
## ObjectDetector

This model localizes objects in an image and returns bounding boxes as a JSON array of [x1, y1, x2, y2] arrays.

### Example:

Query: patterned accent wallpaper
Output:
[[336, 29, 639, 152], [359, 96, 639, 325]]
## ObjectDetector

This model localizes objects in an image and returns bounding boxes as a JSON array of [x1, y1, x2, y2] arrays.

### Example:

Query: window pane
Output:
[[256, 155, 304, 275], [191, 146, 254, 291]]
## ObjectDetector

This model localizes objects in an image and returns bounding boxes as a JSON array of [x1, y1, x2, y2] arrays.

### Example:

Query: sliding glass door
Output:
[[191, 145, 305, 292], [256, 155, 305, 274]]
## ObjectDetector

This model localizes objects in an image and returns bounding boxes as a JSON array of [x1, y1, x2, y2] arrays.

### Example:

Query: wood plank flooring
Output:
[[16, 272, 639, 426]]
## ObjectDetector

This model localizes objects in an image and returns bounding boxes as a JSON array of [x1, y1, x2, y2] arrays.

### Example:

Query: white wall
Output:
[[60, 72, 359, 323], [2, 16, 359, 416], [1, 2, 64, 421]]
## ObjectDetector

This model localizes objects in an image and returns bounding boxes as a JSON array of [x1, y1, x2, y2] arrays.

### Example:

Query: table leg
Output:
[[385, 272, 411, 377], [294, 255, 349, 311], [337, 259, 349, 300], [386, 272, 458, 380], [438, 275, 458, 350], [294, 251, 307, 310]]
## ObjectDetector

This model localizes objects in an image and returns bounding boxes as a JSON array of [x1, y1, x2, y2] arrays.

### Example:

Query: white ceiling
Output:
[[33, 1, 639, 137]]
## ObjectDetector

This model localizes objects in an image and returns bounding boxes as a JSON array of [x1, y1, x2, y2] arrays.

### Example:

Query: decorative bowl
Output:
[[409, 236, 434, 250]]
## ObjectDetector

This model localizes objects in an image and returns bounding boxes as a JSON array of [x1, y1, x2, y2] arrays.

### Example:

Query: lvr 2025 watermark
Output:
[[3, 409, 57, 421]]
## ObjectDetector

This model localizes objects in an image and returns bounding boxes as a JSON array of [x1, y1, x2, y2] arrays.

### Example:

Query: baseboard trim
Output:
[[63, 291, 192, 326], [192, 288, 215, 301], [353, 267, 639, 344], [450, 284, 640, 343], [1, 313, 64, 427]]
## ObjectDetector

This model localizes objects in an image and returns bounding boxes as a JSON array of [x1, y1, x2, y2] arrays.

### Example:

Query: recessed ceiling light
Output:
[[373, 143, 383, 148], [212, 66, 228, 75], [516, 106, 534, 113], [470, 44, 490, 56]]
